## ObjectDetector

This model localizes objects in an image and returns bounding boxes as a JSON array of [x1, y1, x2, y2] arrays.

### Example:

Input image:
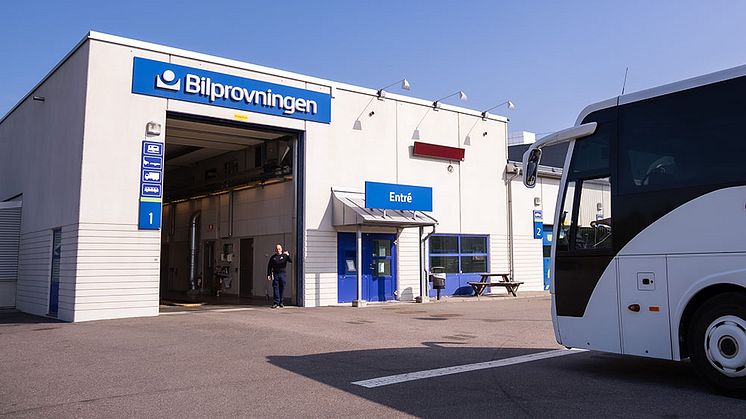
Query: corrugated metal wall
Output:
[[0, 202, 22, 307], [397, 228, 420, 301], [304, 229, 338, 307]]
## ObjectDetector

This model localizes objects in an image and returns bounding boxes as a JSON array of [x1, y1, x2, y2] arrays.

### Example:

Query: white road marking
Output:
[[351, 348, 587, 388]]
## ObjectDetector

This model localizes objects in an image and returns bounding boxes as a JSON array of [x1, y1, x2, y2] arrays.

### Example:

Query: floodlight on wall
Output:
[[352, 97, 377, 130], [433, 91, 468, 109], [377, 78, 411, 98], [481, 100, 515, 119], [414, 90, 467, 139], [146, 121, 162, 136]]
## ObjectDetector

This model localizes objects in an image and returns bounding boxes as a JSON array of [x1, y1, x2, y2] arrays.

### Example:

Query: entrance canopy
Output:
[[332, 188, 438, 228]]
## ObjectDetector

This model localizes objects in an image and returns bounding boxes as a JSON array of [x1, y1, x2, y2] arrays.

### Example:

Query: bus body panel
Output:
[[668, 254, 746, 361], [618, 255, 671, 359], [554, 258, 621, 353]]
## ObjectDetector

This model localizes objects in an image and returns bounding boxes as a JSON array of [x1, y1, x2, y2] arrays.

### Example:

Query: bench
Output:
[[467, 273, 524, 298]]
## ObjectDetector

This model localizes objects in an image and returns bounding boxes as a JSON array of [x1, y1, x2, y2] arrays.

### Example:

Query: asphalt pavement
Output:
[[1, 296, 744, 418]]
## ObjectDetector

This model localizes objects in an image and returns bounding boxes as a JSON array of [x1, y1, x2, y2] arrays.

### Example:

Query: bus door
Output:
[[554, 176, 620, 353]]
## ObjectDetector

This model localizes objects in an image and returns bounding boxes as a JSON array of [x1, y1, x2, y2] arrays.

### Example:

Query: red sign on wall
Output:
[[412, 141, 465, 161]]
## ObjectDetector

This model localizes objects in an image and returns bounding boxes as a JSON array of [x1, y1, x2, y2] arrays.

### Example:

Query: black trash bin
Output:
[[429, 267, 447, 300]]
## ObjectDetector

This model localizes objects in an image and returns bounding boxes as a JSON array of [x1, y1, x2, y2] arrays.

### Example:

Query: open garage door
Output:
[[159, 114, 301, 307]]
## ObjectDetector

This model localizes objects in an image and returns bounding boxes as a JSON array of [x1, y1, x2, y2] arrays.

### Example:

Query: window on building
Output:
[[429, 235, 489, 274]]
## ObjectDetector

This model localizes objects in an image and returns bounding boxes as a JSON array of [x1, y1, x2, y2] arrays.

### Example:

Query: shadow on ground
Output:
[[268, 344, 734, 418], [0, 310, 61, 325]]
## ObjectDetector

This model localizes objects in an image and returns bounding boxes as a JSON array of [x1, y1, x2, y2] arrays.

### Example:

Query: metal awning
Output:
[[332, 188, 438, 227]]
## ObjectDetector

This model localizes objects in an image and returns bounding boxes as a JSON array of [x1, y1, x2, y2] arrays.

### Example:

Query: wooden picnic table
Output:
[[467, 273, 524, 298]]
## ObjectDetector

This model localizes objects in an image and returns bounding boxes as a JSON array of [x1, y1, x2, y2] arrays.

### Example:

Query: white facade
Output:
[[0, 32, 548, 322]]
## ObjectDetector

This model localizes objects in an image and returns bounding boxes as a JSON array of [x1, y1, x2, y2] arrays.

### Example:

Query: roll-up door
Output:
[[0, 201, 22, 308]]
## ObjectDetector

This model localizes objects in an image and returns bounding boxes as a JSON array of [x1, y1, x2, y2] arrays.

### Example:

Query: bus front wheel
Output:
[[688, 292, 746, 395]]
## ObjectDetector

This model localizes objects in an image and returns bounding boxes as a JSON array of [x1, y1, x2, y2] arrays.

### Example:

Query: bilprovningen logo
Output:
[[156, 70, 180, 91], [152, 67, 319, 116]]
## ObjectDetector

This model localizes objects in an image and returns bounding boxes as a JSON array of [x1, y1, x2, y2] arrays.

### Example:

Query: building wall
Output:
[[1, 33, 513, 319], [509, 175, 561, 291], [303, 87, 508, 303], [0, 43, 90, 320]]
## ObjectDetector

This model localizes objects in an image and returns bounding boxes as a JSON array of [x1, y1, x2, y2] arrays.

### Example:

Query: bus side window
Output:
[[556, 181, 576, 252], [574, 177, 612, 250]]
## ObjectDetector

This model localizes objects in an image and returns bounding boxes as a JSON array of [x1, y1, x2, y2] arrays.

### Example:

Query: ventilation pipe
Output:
[[188, 211, 201, 291]]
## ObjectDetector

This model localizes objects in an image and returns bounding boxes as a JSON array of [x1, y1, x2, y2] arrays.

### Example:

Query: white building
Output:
[[0, 32, 552, 322]]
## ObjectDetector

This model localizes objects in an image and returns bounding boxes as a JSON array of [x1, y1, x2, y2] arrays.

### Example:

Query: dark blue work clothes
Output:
[[267, 253, 292, 305]]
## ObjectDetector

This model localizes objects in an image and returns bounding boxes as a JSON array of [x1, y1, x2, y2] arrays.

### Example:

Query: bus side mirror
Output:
[[523, 148, 542, 188]]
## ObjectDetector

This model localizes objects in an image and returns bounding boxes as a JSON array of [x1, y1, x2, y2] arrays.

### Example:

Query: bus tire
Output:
[[688, 292, 746, 395]]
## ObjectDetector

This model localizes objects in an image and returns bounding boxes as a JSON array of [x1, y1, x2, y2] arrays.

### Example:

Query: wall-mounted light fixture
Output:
[[597, 202, 604, 211], [481, 100, 515, 119], [433, 91, 467, 109], [146, 121, 162, 136], [377, 78, 410, 99], [534, 197, 541, 207], [413, 90, 468, 139]]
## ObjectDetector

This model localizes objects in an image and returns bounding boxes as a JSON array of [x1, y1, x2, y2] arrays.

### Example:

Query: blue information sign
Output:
[[365, 181, 433, 211], [533, 210, 544, 239], [142, 141, 164, 156], [132, 57, 332, 124], [142, 156, 163, 170], [138, 201, 162, 230], [138, 139, 164, 230]]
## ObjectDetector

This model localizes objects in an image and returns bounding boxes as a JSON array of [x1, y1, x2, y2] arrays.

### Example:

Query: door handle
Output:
[[628, 304, 640, 312]]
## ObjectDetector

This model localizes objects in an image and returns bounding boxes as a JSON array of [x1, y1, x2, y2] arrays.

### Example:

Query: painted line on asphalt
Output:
[[351, 348, 587, 388]]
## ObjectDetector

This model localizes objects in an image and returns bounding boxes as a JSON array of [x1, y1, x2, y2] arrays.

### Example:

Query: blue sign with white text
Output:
[[142, 156, 163, 170], [138, 139, 163, 230], [365, 181, 433, 211], [141, 184, 162, 198], [142, 169, 162, 184], [138, 201, 162, 230], [142, 141, 164, 156], [533, 210, 544, 239], [132, 57, 332, 124]]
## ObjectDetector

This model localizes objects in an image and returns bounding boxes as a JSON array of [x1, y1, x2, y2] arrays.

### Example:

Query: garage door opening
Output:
[[159, 113, 301, 307]]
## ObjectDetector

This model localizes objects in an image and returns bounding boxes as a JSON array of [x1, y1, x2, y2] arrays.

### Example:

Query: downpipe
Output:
[[188, 211, 201, 291]]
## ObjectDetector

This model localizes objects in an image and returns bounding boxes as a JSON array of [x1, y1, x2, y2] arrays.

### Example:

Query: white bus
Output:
[[523, 65, 746, 394]]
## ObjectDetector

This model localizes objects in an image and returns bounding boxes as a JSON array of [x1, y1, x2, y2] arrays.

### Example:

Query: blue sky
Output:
[[2, 1, 746, 135]]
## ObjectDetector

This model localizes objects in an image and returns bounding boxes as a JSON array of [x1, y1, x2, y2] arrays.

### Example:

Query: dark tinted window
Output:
[[619, 78, 746, 194], [461, 255, 487, 273], [430, 256, 459, 273], [569, 119, 613, 178], [430, 236, 458, 253], [460, 236, 487, 253]]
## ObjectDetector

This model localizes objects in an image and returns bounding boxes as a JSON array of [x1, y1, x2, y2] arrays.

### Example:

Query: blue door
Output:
[[542, 224, 553, 291], [48, 229, 61, 317], [365, 235, 396, 302], [337, 233, 397, 303], [337, 233, 358, 303]]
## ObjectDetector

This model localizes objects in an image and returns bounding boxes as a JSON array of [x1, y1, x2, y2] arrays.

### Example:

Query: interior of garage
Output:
[[159, 113, 298, 305]]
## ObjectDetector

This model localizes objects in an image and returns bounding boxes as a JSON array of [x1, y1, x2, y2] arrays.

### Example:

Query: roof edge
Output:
[[0, 31, 93, 125], [87, 31, 508, 122], [574, 63, 746, 126]]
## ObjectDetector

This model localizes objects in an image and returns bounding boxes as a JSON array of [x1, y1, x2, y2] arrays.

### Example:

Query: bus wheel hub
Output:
[[705, 316, 746, 377]]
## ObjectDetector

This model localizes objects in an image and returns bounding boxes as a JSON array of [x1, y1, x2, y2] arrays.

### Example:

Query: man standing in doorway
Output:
[[267, 244, 292, 308]]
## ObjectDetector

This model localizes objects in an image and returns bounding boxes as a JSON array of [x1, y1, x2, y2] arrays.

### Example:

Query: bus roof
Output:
[[575, 63, 746, 125]]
